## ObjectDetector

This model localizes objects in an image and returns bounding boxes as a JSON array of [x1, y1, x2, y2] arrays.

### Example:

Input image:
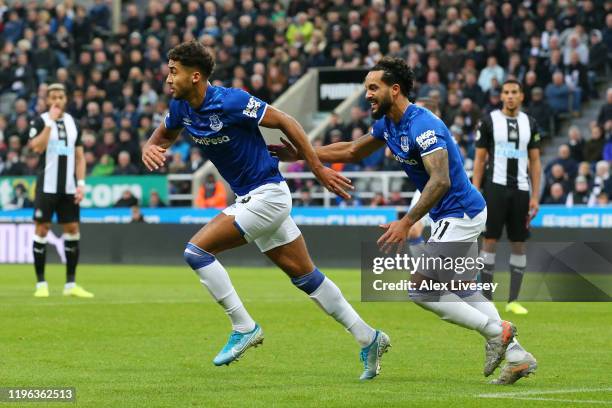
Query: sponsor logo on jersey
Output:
[[416, 130, 437, 150], [400, 135, 410, 152], [209, 114, 223, 131], [191, 135, 231, 146], [495, 142, 528, 159], [243, 97, 262, 118], [392, 153, 418, 166], [48, 140, 74, 156]]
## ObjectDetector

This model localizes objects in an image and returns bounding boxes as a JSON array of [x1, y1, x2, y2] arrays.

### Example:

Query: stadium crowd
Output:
[[0, 0, 611, 207]]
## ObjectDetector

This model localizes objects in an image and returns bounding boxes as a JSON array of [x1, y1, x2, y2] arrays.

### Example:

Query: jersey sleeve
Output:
[[28, 117, 46, 139], [412, 116, 447, 157], [370, 119, 386, 141], [475, 115, 493, 149], [164, 99, 184, 130], [222, 89, 268, 126], [527, 116, 542, 150]]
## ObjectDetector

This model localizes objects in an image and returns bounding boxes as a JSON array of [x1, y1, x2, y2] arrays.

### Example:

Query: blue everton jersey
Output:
[[371, 104, 485, 222], [165, 85, 283, 196]]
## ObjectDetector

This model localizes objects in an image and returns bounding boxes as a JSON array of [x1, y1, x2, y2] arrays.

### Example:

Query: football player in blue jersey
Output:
[[141, 41, 389, 380], [270, 57, 536, 385]]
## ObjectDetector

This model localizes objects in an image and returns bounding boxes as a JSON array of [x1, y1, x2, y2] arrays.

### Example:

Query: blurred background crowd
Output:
[[0, 0, 611, 207]]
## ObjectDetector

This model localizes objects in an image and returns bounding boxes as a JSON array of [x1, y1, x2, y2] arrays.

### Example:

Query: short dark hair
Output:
[[502, 78, 523, 93], [370, 57, 414, 96], [167, 40, 215, 77]]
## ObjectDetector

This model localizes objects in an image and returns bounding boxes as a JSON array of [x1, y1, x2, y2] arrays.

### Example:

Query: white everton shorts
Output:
[[222, 181, 301, 252], [427, 208, 487, 243]]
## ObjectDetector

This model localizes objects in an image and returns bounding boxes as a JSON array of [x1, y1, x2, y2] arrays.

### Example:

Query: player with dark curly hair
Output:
[[142, 41, 389, 380], [270, 56, 537, 385]]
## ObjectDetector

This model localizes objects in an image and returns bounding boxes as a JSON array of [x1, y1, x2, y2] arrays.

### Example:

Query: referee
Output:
[[28, 83, 93, 298], [473, 79, 542, 315]]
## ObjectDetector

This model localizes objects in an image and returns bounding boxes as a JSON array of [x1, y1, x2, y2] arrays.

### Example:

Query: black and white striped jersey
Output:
[[29, 112, 82, 195], [475, 110, 541, 192]]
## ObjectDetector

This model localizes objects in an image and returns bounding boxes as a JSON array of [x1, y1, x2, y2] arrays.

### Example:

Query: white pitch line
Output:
[[478, 388, 612, 405], [510, 397, 611, 405]]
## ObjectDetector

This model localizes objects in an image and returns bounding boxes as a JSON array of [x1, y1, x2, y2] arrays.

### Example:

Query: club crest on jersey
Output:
[[416, 130, 437, 150], [400, 135, 410, 152], [209, 114, 223, 131]]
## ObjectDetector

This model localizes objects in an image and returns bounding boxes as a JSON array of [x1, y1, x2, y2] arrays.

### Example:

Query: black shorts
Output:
[[33, 193, 80, 224], [483, 182, 530, 242]]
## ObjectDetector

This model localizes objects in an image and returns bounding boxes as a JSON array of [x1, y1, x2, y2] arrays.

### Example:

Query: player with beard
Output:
[[142, 41, 389, 380], [270, 57, 537, 384]]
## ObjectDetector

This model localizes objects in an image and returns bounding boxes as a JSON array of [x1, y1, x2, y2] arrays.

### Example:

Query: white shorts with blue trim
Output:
[[222, 181, 301, 252], [427, 208, 487, 243]]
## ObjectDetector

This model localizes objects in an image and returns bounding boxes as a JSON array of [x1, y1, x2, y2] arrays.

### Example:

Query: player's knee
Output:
[[35, 223, 50, 237], [63, 224, 79, 235], [183, 242, 216, 270], [291, 267, 325, 294]]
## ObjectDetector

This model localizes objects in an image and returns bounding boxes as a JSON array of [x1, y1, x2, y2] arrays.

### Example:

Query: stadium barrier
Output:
[[2, 222, 611, 267], [0, 175, 168, 208]]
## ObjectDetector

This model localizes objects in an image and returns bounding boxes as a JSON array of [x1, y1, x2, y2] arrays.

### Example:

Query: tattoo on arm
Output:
[[406, 149, 451, 224]]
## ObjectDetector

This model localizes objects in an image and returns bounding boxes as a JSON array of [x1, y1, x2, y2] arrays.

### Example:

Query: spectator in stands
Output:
[[598, 88, 612, 127], [567, 126, 585, 162], [542, 163, 571, 203], [91, 154, 115, 176], [546, 71, 579, 115], [187, 148, 206, 173], [595, 192, 609, 206], [462, 70, 485, 108], [583, 123, 605, 163], [195, 174, 227, 209], [1, 150, 26, 176], [546, 144, 579, 180], [387, 191, 407, 206], [588, 161, 612, 206], [114, 190, 138, 207], [130, 205, 146, 223], [578, 160, 594, 187], [566, 176, 590, 206], [370, 193, 387, 207], [293, 187, 316, 207], [543, 182, 567, 204], [418, 71, 447, 104], [457, 98, 481, 135], [148, 190, 166, 208], [3, 183, 33, 210], [526, 87, 552, 138], [478, 56, 505, 93], [113, 151, 140, 175]]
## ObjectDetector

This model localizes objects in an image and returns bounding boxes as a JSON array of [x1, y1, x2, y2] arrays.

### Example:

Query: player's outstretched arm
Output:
[[142, 121, 181, 171], [261, 105, 353, 199], [269, 133, 385, 164]]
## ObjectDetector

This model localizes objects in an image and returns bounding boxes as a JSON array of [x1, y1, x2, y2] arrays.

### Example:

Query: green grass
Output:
[[1, 264, 611, 407]]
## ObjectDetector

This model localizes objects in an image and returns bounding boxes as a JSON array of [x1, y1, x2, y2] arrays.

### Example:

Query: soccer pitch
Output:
[[2, 264, 611, 407]]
